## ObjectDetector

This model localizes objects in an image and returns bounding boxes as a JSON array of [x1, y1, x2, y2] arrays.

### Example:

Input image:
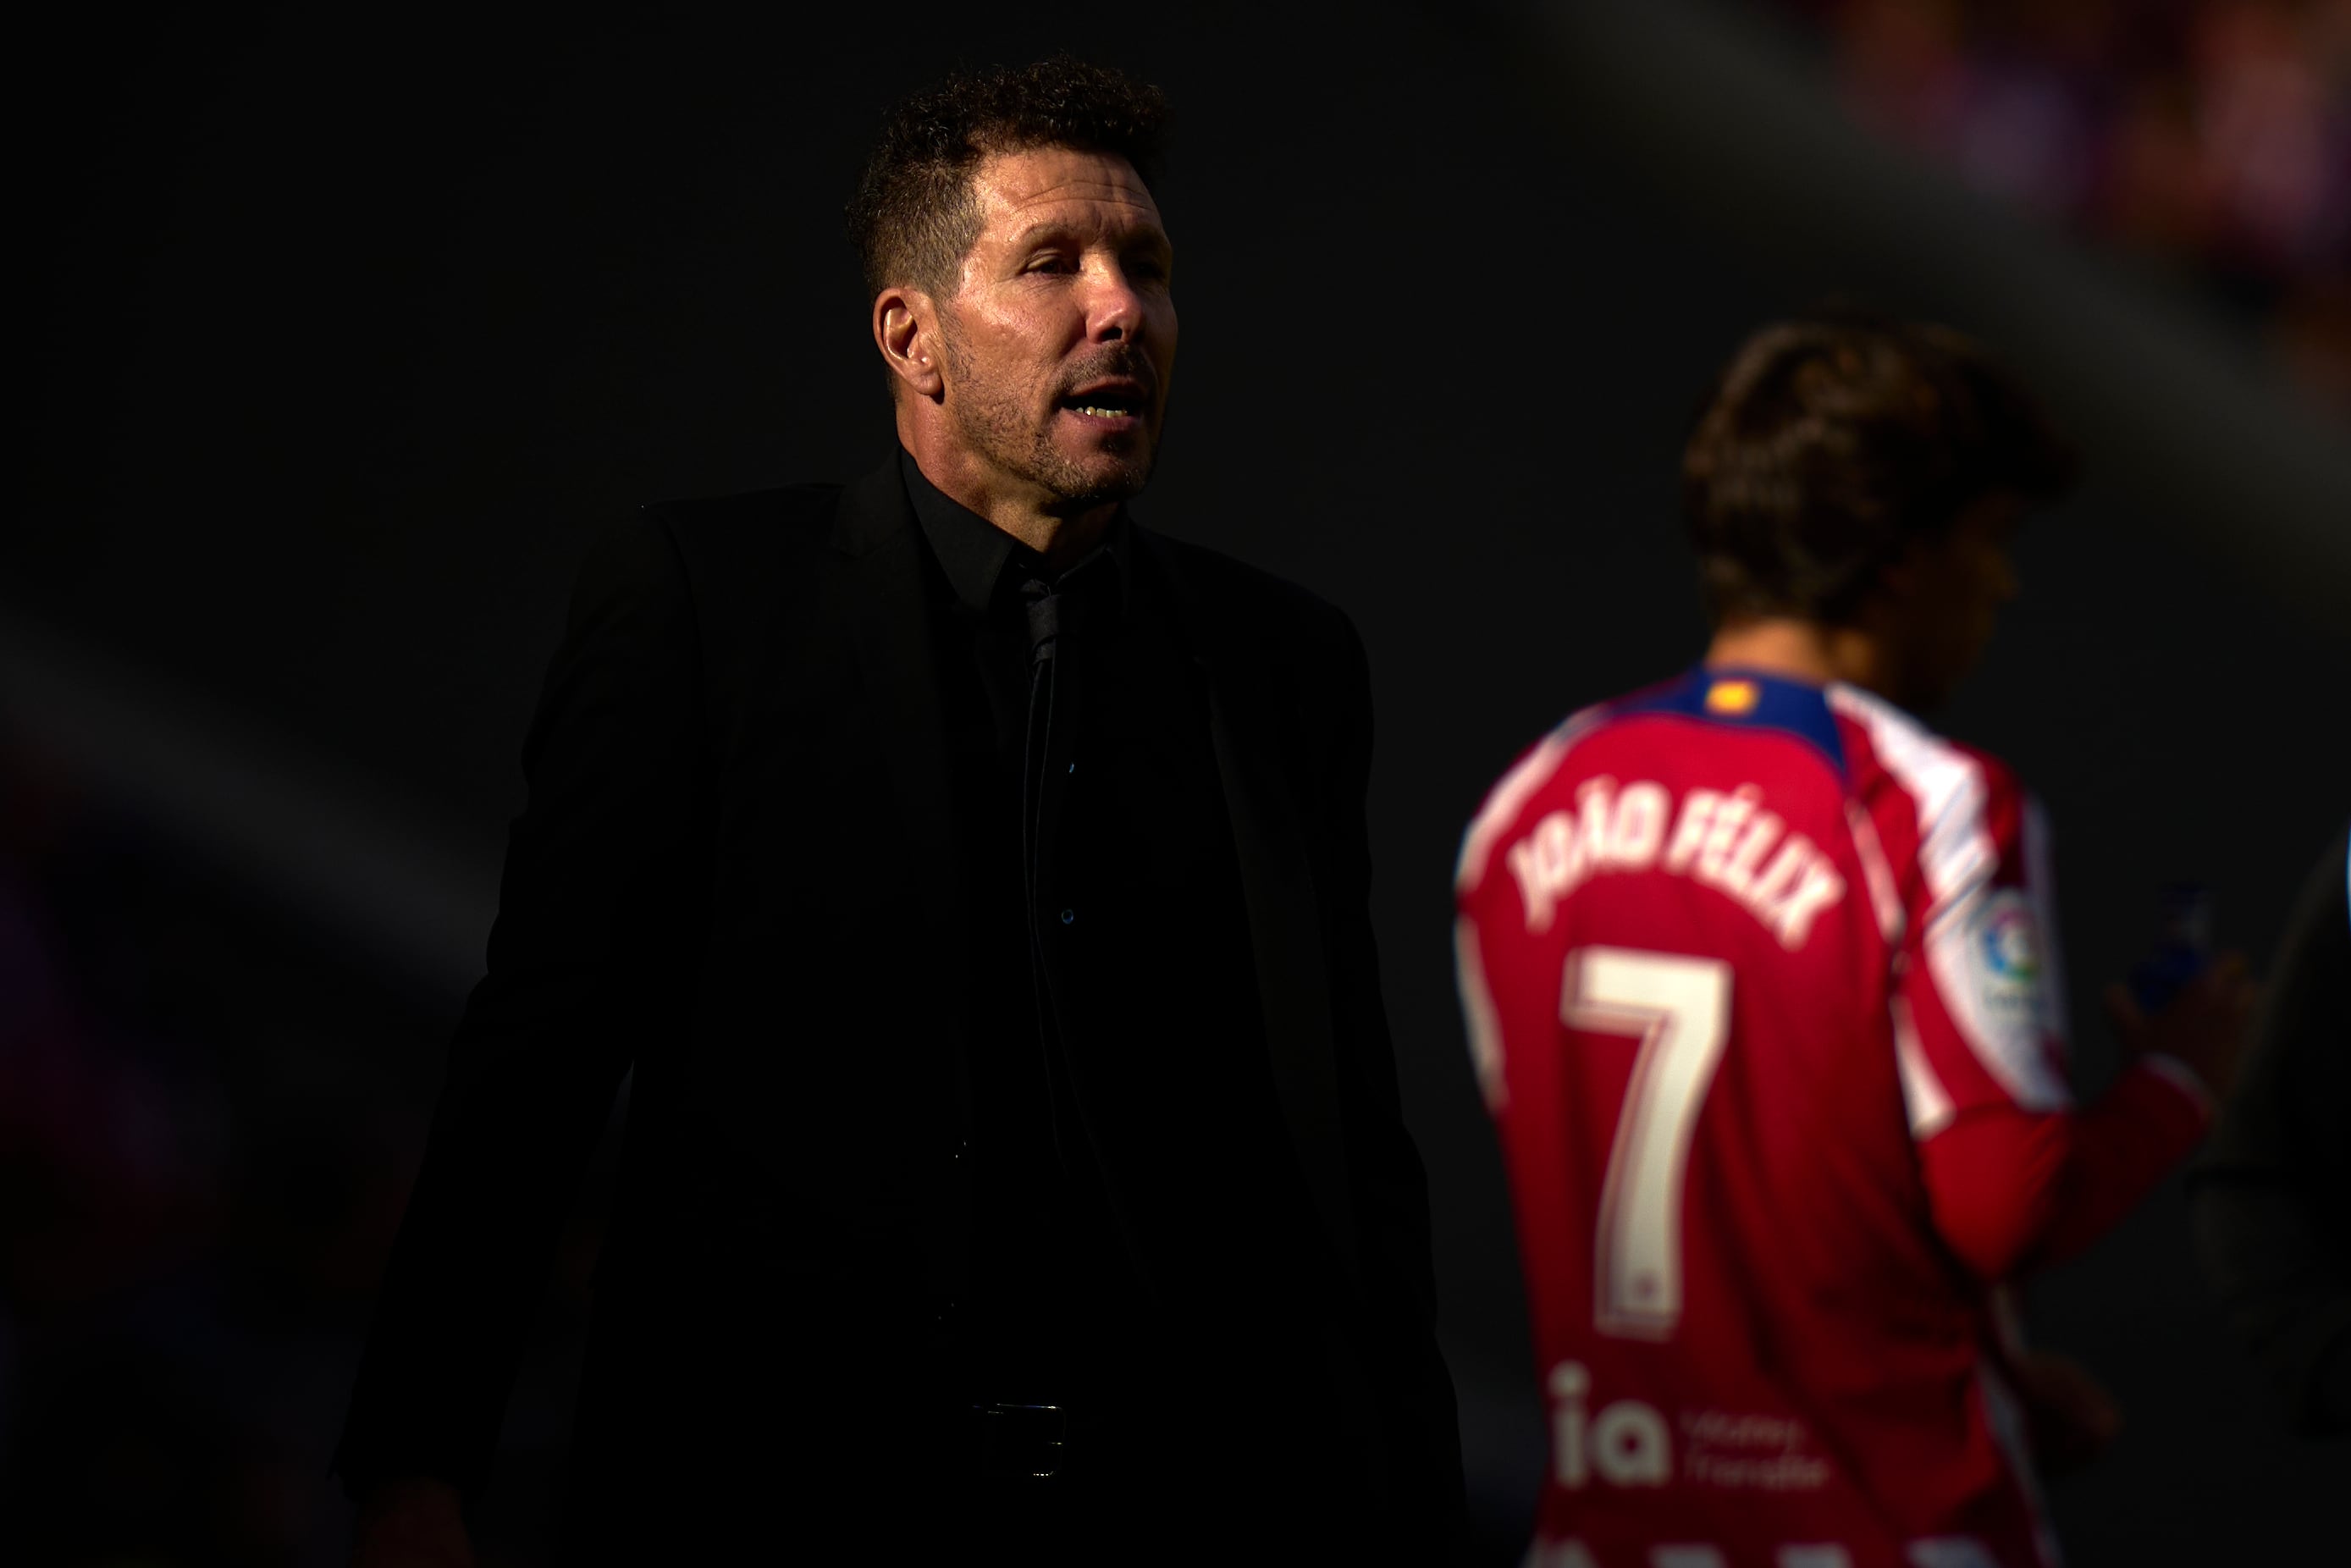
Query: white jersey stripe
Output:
[[1904, 1540, 2005, 1568], [1846, 797, 1907, 947], [1827, 685, 1994, 908], [1830, 685, 2069, 1111], [1891, 995, 1956, 1140], [2139, 1052, 2215, 1112]]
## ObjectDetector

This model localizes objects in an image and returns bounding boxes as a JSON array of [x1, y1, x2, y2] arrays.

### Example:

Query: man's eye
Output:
[[1027, 255, 1075, 274]]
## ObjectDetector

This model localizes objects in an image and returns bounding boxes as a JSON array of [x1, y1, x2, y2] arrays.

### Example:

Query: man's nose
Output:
[[1084, 264, 1147, 343]]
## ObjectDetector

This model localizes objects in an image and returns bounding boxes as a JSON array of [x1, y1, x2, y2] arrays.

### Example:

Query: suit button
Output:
[[1060, 908, 1076, 925]]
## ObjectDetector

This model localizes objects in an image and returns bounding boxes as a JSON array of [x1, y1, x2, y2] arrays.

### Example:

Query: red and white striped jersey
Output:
[[1454, 667, 2208, 1568]]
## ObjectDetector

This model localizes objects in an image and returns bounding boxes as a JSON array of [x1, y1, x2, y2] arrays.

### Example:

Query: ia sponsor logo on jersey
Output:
[[1548, 1361, 1672, 1490], [1507, 776, 1847, 950], [1970, 889, 2041, 1025]]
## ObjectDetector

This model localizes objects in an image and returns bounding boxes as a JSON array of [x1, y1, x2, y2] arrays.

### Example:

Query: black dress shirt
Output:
[[898, 451, 1335, 1423], [901, 450, 1135, 1405]]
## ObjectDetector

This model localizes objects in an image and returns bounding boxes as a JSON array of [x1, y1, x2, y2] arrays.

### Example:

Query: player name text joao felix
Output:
[[1504, 778, 1850, 948]]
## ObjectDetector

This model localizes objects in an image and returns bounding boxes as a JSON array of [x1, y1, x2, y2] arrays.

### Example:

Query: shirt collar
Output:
[[898, 448, 1131, 620]]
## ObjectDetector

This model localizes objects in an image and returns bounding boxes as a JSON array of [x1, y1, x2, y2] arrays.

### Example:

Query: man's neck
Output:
[[897, 420, 1116, 570], [1704, 616, 1891, 697]]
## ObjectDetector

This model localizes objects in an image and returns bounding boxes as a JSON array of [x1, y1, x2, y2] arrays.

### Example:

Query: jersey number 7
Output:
[[1564, 946, 1733, 1341]]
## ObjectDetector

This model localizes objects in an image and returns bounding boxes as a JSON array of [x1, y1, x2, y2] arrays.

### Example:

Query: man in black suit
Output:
[[339, 56, 1464, 1565]]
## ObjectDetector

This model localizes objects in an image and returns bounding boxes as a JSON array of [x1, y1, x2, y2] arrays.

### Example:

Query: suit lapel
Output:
[[1137, 532, 1362, 1291]]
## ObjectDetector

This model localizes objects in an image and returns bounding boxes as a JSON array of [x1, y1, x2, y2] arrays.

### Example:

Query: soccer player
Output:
[[1454, 314, 2253, 1568]]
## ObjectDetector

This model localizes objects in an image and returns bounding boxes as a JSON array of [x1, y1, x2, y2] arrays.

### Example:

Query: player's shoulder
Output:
[[1454, 667, 1818, 886], [1455, 703, 1614, 892], [1825, 683, 2042, 902], [1825, 682, 2027, 803], [1455, 670, 1739, 886]]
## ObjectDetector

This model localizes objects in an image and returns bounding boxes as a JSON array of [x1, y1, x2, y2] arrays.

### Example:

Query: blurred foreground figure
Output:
[[2192, 822, 2351, 1438], [337, 57, 1461, 1565], [1454, 315, 2252, 1567]]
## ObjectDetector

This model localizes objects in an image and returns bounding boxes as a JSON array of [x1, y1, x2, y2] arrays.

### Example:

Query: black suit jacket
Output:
[[338, 457, 1464, 1554]]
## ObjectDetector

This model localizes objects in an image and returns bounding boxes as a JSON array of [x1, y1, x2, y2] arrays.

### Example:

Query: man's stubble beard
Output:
[[939, 326, 1159, 513]]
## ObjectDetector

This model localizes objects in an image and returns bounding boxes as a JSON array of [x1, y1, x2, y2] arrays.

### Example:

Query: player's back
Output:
[[1456, 668, 2050, 1568]]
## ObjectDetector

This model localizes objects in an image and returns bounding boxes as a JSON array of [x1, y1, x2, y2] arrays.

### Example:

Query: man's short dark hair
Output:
[[846, 55, 1169, 303], [1681, 311, 2076, 626]]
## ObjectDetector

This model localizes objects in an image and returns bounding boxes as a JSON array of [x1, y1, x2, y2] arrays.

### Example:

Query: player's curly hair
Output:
[[1682, 309, 2075, 627], [846, 56, 1169, 304]]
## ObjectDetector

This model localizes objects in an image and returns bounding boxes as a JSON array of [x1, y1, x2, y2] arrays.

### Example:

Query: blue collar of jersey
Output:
[[1611, 665, 1851, 779]]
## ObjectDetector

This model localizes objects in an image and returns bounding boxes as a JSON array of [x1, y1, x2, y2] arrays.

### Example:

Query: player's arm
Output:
[[1918, 965, 2247, 1280], [1897, 776, 2249, 1282]]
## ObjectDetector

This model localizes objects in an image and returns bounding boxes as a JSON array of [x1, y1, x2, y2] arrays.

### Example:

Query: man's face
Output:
[[1889, 492, 2023, 709], [931, 146, 1177, 513]]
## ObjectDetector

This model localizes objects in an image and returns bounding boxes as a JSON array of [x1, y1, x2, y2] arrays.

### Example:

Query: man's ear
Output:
[[874, 286, 945, 400]]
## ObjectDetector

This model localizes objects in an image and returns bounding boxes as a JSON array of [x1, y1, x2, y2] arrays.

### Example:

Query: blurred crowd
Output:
[[1782, 0, 2351, 415], [0, 732, 576, 1568], [3, 734, 337, 1566]]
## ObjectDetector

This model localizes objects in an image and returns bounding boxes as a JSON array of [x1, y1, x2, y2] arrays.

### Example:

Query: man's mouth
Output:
[[1059, 381, 1150, 423]]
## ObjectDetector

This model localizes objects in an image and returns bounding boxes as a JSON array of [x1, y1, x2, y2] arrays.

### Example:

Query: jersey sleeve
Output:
[[1895, 760, 2210, 1280]]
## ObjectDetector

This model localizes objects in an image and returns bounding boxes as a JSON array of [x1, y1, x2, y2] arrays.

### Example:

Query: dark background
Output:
[[9, 3, 2346, 1564]]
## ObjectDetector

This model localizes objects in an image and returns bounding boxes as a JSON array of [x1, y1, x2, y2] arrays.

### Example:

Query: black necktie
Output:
[[1013, 555, 1151, 1306], [1018, 573, 1091, 1186], [1019, 576, 1062, 918]]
